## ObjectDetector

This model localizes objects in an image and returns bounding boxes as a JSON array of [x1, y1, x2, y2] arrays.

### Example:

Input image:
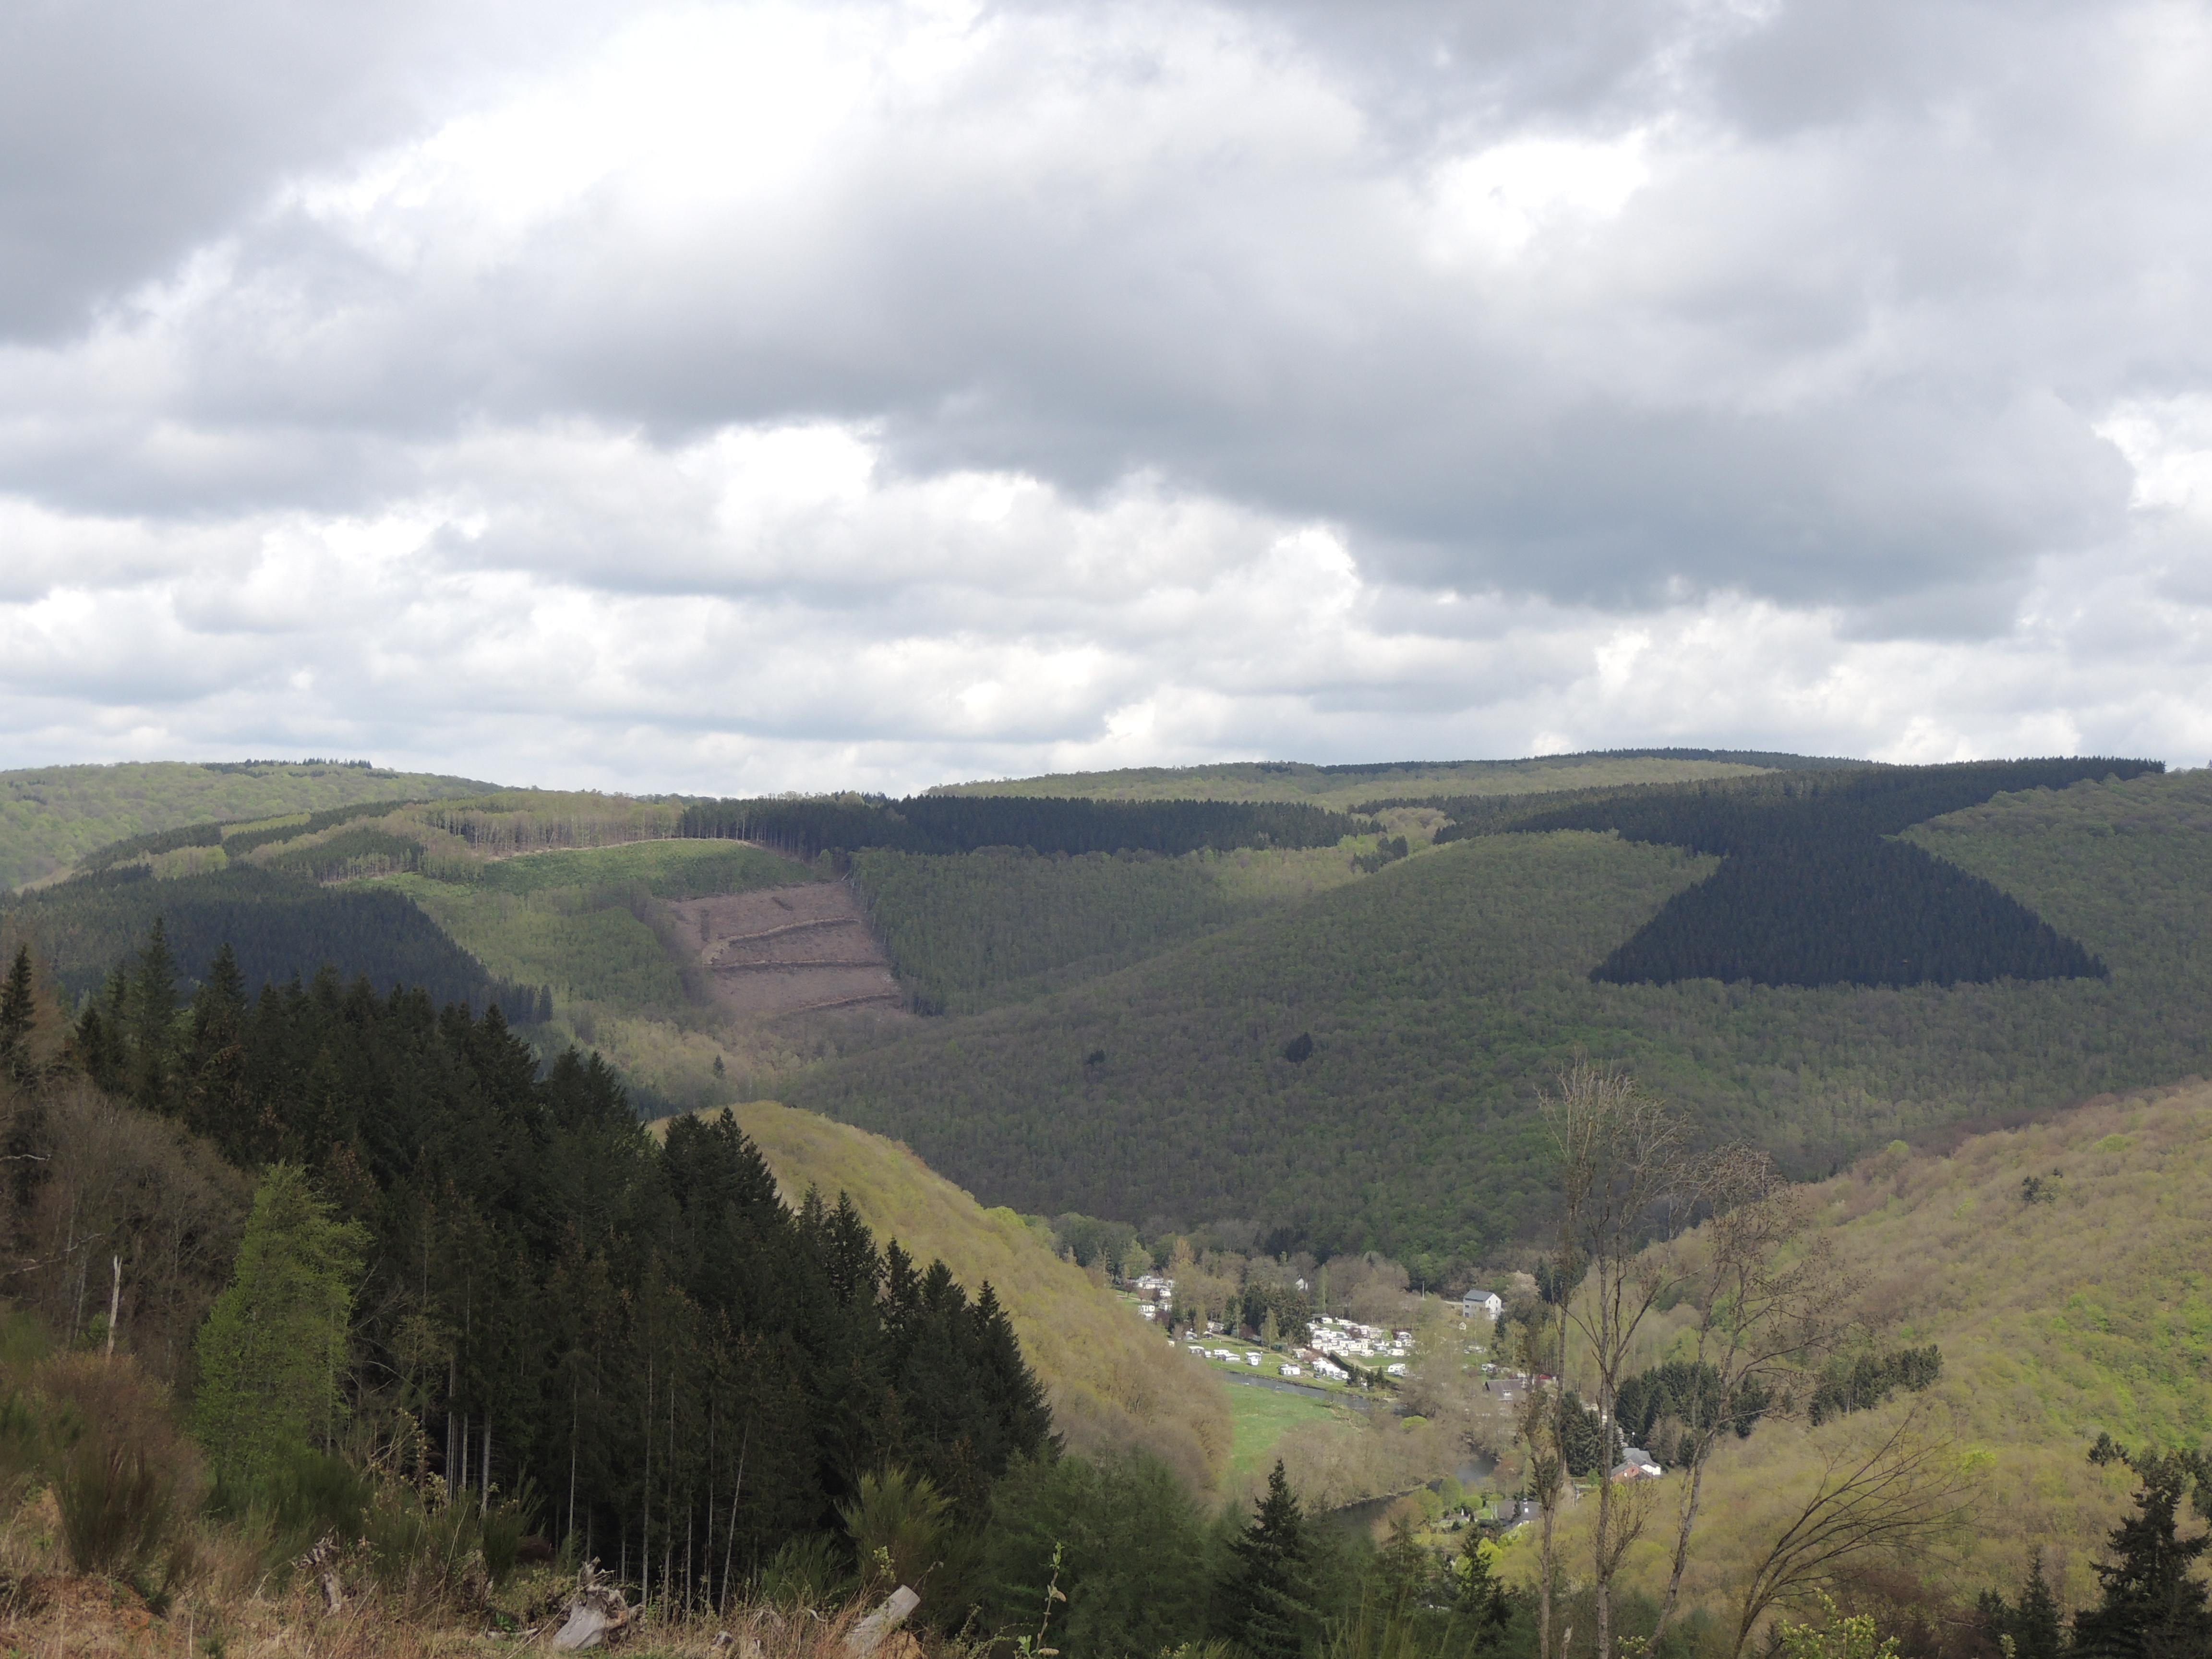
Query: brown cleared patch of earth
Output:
[[666, 884, 906, 1019]]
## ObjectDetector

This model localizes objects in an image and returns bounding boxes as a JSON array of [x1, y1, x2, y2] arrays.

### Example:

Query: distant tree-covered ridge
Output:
[[0, 759, 497, 889], [676, 794, 1367, 859], [1441, 758, 2158, 989], [928, 750, 1862, 810], [785, 769, 2212, 1258]]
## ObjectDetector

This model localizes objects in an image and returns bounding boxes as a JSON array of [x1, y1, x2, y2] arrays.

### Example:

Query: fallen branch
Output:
[[847, 1587, 920, 1658]]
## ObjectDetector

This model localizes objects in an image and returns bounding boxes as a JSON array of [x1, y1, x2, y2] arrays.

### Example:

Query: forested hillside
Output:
[[0, 792, 803, 1114], [0, 932, 1057, 1619], [847, 845, 1360, 1014], [1490, 757, 2152, 988], [708, 1099, 1231, 1490], [785, 768, 2212, 1262], [928, 749, 1848, 810], [0, 864, 546, 1018], [0, 759, 493, 888], [1561, 1078, 2212, 1619]]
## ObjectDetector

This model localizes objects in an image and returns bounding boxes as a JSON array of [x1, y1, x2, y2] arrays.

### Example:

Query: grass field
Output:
[[1223, 1381, 1349, 1478], [473, 837, 811, 897]]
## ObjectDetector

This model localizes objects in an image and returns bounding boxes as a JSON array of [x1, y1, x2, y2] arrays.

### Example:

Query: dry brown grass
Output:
[[0, 1530, 935, 1659]]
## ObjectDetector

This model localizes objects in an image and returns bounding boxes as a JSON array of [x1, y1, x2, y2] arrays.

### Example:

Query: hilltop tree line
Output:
[[677, 794, 1367, 861], [1424, 759, 2157, 990]]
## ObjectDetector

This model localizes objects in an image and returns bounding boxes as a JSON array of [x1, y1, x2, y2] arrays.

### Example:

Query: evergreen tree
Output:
[[1557, 1391, 1612, 1477], [130, 916, 179, 1112], [192, 1163, 369, 1493], [1218, 1460, 1319, 1659], [1979, 1556, 2068, 1659], [0, 944, 35, 1084], [1456, 1533, 1513, 1646], [1372, 1511, 1434, 1612], [2013, 1556, 2065, 1659], [2072, 1453, 2212, 1659], [181, 943, 252, 1157], [980, 1448, 1214, 1659]]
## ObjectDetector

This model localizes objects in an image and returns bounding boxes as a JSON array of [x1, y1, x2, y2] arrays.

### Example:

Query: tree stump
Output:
[[553, 1560, 637, 1651]]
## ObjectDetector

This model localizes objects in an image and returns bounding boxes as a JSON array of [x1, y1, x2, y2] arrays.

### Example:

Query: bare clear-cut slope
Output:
[[670, 883, 905, 1018], [671, 1099, 1232, 1491]]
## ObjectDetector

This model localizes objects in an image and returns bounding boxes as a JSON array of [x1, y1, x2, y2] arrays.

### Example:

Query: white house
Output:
[[1457, 1290, 1504, 1320], [1611, 1448, 1662, 1481]]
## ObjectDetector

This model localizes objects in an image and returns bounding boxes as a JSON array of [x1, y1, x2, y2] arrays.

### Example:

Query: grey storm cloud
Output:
[[0, 0, 2208, 786]]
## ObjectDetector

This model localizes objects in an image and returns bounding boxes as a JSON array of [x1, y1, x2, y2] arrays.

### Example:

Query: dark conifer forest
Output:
[[676, 795, 1366, 860], [1439, 758, 2154, 988], [4, 865, 548, 1020], [42, 926, 1054, 1599]]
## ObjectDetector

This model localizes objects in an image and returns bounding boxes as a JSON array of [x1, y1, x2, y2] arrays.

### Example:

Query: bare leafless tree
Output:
[[1545, 1062, 1692, 1659], [1647, 1147, 1855, 1648], [1508, 1307, 1568, 1659], [1725, 1406, 1975, 1659]]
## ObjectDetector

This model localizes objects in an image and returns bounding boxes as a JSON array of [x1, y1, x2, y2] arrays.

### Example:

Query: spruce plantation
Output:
[[0, 752, 2208, 1659]]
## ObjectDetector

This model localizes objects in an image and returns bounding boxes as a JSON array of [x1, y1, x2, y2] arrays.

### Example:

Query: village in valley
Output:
[[1124, 1271, 1509, 1389], [1118, 1264, 1672, 1518]]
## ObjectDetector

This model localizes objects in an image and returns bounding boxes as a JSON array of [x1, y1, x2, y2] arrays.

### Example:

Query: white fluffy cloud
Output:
[[1, 0, 2209, 788]]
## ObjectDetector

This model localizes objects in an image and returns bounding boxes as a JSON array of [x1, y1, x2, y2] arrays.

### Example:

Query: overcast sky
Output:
[[4, 0, 2210, 793]]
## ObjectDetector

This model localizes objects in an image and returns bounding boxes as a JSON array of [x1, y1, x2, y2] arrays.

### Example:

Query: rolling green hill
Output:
[[926, 750, 1848, 811], [784, 768, 2212, 1261], [0, 760, 495, 889]]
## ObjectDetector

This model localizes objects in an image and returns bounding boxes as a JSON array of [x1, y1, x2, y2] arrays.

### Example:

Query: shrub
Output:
[[757, 1532, 853, 1611], [213, 1445, 376, 1567], [479, 1480, 537, 1587], [36, 1353, 200, 1579], [57, 1432, 177, 1577], [840, 1465, 967, 1619], [362, 1480, 484, 1607]]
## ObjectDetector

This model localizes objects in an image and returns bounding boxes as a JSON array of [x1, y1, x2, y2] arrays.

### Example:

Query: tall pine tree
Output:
[[2072, 1452, 2212, 1659], [1218, 1460, 1319, 1659], [0, 945, 35, 1085]]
